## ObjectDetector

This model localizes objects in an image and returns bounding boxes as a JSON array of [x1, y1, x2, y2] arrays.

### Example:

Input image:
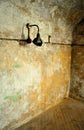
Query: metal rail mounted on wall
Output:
[[0, 37, 84, 46]]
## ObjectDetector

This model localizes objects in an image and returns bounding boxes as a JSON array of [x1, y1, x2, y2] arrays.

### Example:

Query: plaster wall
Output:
[[0, 0, 83, 44], [0, 41, 71, 129], [0, 0, 83, 129], [70, 19, 84, 99]]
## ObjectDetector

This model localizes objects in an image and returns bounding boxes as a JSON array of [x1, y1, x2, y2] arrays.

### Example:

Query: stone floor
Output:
[[15, 98, 84, 130]]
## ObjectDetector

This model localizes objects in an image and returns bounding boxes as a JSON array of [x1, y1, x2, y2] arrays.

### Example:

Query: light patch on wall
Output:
[[54, 62, 62, 71], [50, 5, 58, 18]]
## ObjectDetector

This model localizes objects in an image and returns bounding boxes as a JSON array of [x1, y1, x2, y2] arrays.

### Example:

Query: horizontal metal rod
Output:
[[0, 38, 26, 42], [71, 44, 84, 46], [45, 42, 84, 46], [45, 42, 71, 46], [0, 38, 84, 46]]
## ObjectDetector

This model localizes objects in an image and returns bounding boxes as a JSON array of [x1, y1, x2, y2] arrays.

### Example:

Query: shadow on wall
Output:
[[70, 18, 84, 100]]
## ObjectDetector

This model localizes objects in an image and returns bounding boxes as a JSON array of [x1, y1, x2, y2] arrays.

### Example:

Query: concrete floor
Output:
[[15, 98, 84, 130]]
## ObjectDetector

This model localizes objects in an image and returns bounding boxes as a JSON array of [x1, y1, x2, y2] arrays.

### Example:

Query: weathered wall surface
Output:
[[0, 0, 84, 130], [70, 19, 84, 99], [0, 41, 71, 129], [0, 0, 83, 44]]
